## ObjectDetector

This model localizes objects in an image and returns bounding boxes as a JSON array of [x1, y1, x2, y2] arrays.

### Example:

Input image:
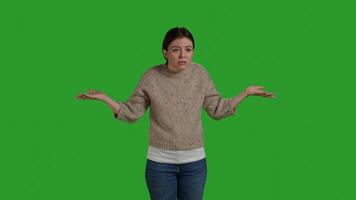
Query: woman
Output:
[[76, 27, 275, 200]]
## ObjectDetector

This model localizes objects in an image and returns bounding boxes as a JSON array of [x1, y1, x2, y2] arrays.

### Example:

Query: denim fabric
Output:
[[145, 158, 207, 200]]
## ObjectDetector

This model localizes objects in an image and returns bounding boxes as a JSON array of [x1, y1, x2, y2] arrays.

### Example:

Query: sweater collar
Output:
[[161, 62, 194, 79]]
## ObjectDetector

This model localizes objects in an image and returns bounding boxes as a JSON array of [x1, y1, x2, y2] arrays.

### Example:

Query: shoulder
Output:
[[139, 63, 163, 81], [191, 62, 210, 79]]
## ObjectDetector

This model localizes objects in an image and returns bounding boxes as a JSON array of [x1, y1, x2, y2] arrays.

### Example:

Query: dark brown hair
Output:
[[162, 27, 195, 64]]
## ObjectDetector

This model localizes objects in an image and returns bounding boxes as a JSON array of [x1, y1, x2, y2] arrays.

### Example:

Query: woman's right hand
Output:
[[75, 89, 108, 101]]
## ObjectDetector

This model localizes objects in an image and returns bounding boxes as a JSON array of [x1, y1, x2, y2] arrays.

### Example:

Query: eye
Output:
[[172, 49, 178, 52], [186, 49, 192, 52]]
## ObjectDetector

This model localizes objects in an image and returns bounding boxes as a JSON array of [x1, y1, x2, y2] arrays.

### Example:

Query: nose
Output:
[[179, 50, 186, 58]]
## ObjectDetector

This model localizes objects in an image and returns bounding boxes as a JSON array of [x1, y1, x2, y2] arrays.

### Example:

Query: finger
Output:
[[77, 96, 85, 100], [258, 92, 268, 95], [77, 95, 85, 99], [265, 93, 273, 96], [80, 94, 91, 99], [267, 94, 276, 98], [259, 92, 272, 97], [84, 94, 93, 99], [256, 93, 265, 96]]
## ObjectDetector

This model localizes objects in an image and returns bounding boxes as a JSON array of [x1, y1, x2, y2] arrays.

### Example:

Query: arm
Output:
[[229, 86, 276, 111], [201, 70, 276, 120], [202, 75, 237, 120], [76, 89, 121, 114], [102, 95, 121, 117], [76, 71, 151, 123], [110, 72, 151, 123], [112, 86, 150, 123], [229, 90, 249, 113], [76, 88, 149, 123]]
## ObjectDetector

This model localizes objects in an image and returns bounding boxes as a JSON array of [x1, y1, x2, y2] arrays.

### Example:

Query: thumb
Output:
[[88, 89, 95, 94]]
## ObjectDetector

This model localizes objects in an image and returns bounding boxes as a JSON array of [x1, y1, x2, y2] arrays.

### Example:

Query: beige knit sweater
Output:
[[114, 62, 236, 151]]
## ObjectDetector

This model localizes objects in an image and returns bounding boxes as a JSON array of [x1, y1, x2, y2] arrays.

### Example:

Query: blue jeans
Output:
[[145, 158, 208, 200]]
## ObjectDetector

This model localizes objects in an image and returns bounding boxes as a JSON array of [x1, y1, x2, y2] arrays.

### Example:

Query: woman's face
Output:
[[163, 37, 194, 72]]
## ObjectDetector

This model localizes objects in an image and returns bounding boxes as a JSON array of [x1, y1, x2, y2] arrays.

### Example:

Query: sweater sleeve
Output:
[[113, 73, 151, 123], [202, 73, 236, 120]]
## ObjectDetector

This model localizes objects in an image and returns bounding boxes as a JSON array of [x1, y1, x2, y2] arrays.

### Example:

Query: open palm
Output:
[[75, 89, 107, 101], [245, 86, 275, 98]]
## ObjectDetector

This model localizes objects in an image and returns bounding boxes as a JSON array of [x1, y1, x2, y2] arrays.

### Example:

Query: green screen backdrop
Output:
[[2, 0, 355, 199]]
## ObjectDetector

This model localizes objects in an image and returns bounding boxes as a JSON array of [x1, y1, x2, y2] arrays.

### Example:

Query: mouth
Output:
[[178, 61, 187, 65]]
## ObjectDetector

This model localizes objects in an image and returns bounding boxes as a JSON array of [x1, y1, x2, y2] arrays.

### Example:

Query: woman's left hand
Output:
[[244, 86, 275, 98]]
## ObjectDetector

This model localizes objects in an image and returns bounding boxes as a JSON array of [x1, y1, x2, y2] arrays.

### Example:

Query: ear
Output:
[[162, 49, 167, 58]]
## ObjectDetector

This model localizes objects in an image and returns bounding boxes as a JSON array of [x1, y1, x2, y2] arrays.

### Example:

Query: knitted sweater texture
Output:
[[114, 62, 236, 151]]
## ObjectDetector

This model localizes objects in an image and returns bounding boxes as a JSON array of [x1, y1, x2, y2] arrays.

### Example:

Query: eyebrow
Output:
[[171, 45, 193, 48]]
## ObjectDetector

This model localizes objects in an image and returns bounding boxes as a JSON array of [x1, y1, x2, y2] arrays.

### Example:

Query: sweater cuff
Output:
[[113, 104, 122, 119], [113, 102, 136, 123], [114, 111, 120, 119], [228, 98, 237, 116]]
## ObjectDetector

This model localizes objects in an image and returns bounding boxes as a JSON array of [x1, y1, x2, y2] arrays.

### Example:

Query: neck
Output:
[[167, 63, 188, 73], [161, 62, 194, 79]]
